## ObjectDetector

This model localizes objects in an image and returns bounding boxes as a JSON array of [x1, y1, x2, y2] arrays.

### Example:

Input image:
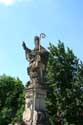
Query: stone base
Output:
[[23, 83, 47, 125]]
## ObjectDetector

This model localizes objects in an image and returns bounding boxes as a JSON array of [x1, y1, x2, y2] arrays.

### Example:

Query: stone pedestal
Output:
[[23, 83, 47, 125]]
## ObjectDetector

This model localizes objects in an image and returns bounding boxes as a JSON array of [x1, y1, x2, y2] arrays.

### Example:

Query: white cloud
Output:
[[0, 0, 15, 6], [0, 0, 32, 6]]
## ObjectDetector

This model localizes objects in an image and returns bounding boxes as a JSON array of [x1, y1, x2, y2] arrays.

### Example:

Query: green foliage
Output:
[[0, 75, 24, 125], [46, 41, 83, 125]]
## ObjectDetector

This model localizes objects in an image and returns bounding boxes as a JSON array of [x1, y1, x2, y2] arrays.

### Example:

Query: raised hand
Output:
[[22, 41, 27, 50]]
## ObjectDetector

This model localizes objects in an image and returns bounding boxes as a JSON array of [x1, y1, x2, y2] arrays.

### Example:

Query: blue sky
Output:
[[0, 0, 83, 84]]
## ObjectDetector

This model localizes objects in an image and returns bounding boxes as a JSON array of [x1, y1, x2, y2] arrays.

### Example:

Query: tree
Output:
[[45, 41, 83, 125], [0, 75, 24, 125]]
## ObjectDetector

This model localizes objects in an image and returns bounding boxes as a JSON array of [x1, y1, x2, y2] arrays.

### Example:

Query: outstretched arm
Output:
[[22, 41, 27, 50], [22, 41, 32, 61], [22, 41, 31, 53]]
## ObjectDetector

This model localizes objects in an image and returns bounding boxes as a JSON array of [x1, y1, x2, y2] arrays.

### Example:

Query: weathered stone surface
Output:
[[22, 35, 48, 125]]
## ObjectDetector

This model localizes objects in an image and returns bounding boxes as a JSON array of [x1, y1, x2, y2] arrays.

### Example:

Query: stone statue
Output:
[[22, 35, 48, 125], [22, 36, 48, 85]]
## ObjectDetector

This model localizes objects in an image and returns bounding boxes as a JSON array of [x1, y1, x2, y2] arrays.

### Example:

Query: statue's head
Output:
[[34, 36, 40, 48]]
